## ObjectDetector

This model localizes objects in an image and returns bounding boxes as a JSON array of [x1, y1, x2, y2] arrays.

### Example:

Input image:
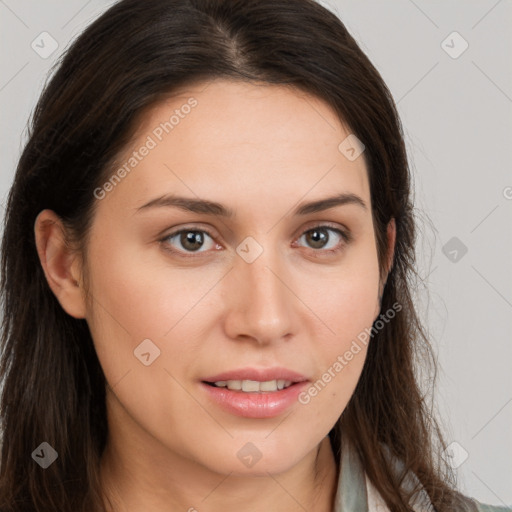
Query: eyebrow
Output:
[[135, 192, 367, 217]]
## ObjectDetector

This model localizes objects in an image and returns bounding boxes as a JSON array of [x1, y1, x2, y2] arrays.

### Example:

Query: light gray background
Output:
[[1, 0, 511, 506]]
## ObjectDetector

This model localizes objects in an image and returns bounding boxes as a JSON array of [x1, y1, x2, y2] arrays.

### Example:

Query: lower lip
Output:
[[200, 381, 308, 418]]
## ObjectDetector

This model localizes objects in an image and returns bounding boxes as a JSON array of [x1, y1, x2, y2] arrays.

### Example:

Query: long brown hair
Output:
[[0, 0, 476, 510]]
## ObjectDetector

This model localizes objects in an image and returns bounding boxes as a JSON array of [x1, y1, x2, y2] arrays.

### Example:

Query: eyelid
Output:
[[297, 220, 351, 240], [159, 222, 221, 242]]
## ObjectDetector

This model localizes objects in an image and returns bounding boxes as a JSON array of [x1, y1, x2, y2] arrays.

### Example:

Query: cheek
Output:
[[307, 256, 380, 351], [296, 252, 379, 408], [295, 284, 374, 435], [83, 235, 227, 388], [85, 225, 214, 333]]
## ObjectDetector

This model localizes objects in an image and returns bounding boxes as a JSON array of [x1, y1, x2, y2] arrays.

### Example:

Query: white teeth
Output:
[[242, 380, 260, 392], [213, 379, 293, 392], [227, 380, 242, 390], [260, 380, 278, 392]]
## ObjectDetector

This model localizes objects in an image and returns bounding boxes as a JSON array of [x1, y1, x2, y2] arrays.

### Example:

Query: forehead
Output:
[[100, 79, 370, 214]]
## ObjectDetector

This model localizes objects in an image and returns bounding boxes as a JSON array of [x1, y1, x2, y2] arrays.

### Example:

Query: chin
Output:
[[194, 435, 314, 477]]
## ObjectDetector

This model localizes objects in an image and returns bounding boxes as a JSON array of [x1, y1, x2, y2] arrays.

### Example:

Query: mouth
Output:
[[200, 368, 309, 418], [203, 379, 295, 392]]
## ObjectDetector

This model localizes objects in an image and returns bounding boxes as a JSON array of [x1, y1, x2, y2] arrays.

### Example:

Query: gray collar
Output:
[[332, 436, 436, 512], [333, 436, 369, 512]]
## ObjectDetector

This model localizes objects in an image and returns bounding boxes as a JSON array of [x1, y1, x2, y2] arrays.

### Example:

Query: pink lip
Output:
[[200, 367, 309, 419], [201, 381, 308, 418]]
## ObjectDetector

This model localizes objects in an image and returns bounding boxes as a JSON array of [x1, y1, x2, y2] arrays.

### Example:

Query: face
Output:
[[80, 79, 383, 476]]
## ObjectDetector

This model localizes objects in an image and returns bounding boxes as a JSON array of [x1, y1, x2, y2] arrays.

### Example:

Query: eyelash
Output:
[[159, 223, 352, 259]]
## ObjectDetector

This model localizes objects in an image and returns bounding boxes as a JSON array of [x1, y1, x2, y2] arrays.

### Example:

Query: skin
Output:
[[35, 79, 395, 512]]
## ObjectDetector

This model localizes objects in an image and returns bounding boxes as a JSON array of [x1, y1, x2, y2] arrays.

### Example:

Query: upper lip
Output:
[[202, 367, 309, 383]]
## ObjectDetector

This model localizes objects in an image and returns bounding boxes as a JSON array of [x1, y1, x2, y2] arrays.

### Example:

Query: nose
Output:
[[223, 245, 296, 345]]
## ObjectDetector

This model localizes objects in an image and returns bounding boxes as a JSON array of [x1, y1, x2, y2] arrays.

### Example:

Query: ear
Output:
[[374, 218, 396, 320], [380, 218, 396, 297], [34, 210, 86, 319], [385, 218, 396, 277]]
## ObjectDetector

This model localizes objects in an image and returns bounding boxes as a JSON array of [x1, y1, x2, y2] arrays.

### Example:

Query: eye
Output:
[[295, 224, 351, 254], [161, 228, 218, 255], [160, 223, 351, 259]]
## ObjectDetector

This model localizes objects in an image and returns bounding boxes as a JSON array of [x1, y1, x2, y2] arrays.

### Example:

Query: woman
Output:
[[0, 0, 507, 511]]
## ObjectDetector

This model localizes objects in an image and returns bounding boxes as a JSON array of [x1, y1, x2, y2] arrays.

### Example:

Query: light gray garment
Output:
[[332, 437, 511, 512]]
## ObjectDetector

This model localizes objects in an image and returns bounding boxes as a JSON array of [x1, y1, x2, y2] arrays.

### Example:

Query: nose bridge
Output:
[[225, 238, 294, 343]]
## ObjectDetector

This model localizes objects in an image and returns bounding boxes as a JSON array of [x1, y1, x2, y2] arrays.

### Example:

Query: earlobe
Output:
[[34, 210, 86, 319]]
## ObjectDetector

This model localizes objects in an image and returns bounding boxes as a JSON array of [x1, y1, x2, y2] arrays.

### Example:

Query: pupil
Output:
[[308, 228, 327, 249], [182, 231, 203, 251]]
